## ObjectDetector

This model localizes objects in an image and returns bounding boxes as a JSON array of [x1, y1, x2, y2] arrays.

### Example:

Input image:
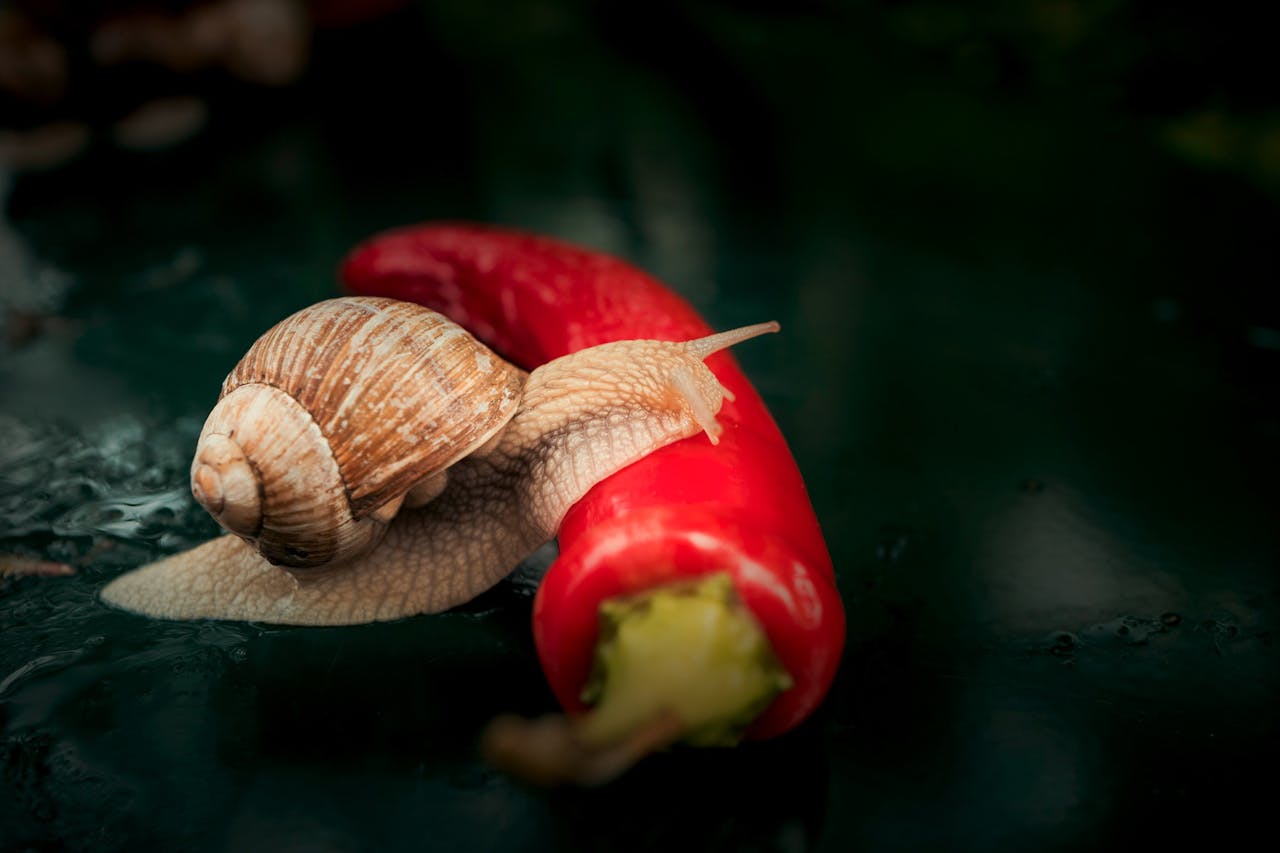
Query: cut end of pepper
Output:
[[579, 572, 792, 748], [482, 573, 792, 787]]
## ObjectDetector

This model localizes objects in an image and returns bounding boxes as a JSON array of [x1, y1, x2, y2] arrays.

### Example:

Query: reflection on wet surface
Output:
[[3, 2, 1278, 850]]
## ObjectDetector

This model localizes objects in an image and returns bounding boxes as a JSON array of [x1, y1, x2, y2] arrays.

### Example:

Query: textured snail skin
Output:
[[100, 327, 770, 625]]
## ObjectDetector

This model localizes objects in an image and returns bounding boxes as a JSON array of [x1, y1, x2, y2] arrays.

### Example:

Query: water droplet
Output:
[[1047, 631, 1079, 656], [1087, 615, 1164, 646], [875, 525, 910, 564]]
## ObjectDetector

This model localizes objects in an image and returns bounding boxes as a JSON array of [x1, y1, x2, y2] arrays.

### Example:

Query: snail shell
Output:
[[190, 297, 523, 569]]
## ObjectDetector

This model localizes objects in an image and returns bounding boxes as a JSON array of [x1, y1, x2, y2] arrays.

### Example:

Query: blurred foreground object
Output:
[[0, 0, 405, 171]]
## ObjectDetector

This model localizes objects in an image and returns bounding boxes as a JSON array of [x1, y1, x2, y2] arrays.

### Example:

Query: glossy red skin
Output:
[[341, 223, 844, 739]]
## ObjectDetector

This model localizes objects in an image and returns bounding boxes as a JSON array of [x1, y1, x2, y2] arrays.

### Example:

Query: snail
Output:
[[101, 296, 778, 625]]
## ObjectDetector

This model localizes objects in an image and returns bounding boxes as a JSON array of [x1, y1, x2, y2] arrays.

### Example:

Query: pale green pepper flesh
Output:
[[578, 572, 793, 747]]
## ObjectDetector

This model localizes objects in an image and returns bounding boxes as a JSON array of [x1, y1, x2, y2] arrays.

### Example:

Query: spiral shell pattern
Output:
[[191, 296, 523, 568]]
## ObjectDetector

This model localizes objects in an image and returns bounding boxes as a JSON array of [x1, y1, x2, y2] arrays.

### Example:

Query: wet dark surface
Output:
[[2, 2, 1278, 850]]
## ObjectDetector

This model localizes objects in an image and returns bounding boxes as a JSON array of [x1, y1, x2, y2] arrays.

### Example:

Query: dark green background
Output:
[[2, 1, 1277, 850]]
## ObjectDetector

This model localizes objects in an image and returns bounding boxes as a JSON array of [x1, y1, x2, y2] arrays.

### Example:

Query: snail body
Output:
[[101, 298, 778, 625]]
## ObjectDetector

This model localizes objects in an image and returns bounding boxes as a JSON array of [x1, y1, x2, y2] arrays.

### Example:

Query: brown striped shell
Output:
[[189, 297, 523, 570]]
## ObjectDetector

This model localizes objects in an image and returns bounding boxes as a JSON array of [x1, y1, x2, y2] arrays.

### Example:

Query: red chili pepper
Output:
[[340, 223, 844, 741]]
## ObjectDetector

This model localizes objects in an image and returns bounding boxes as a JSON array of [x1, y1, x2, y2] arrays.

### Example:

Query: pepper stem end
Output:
[[480, 573, 791, 787]]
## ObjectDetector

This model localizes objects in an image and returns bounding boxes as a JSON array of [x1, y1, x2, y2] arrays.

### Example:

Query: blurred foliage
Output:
[[405, 0, 1280, 179]]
